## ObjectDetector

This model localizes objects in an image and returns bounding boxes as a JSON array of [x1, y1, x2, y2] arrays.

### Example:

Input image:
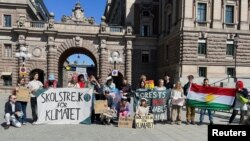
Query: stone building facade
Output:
[[0, 0, 134, 93], [105, 0, 250, 87]]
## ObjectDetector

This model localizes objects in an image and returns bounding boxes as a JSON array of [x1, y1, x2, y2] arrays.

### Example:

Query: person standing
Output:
[[154, 79, 167, 123], [15, 77, 29, 125], [171, 82, 185, 125], [229, 81, 249, 124], [184, 75, 196, 125], [77, 74, 86, 88], [198, 78, 214, 125], [44, 73, 57, 88], [4, 95, 22, 129], [68, 75, 78, 88], [163, 73, 173, 122], [28, 72, 43, 123]]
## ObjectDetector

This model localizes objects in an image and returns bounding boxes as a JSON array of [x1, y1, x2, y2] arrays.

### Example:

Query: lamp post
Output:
[[15, 45, 32, 77], [234, 34, 239, 82]]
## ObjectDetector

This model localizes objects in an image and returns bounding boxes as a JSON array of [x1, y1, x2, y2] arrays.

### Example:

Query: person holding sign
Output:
[[170, 82, 185, 125], [3, 95, 22, 129], [136, 98, 149, 117], [28, 72, 43, 124], [67, 75, 78, 88], [117, 97, 130, 117], [44, 74, 57, 88], [15, 77, 29, 125], [154, 79, 167, 123]]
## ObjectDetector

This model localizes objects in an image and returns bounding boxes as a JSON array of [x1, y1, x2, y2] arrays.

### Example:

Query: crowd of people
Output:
[[3, 72, 250, 129]]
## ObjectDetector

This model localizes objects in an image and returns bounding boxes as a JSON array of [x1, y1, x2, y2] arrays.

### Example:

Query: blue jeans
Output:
[[199, 109, 213, 122], [19, 101, 27, 123]]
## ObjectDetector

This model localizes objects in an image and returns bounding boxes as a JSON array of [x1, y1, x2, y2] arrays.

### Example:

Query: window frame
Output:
[[226, 40, 234, 56], [198, 39, 207, 56], [3, 14, 12, 27], [198, 67, 207, 77], [226, 67, 235, 77], [225, 5, 234, 24], [197, 3, 207, 22], [141, 24, 150, 37], [2, 75, 12, 86], [141, 50, 150, 63], [3, 44, 12, 58]]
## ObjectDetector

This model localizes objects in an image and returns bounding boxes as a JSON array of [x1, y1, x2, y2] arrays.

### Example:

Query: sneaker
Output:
[[177, 121, 181, 125], [186, 121, 190, 125], [32, 121, 38, 125], [198, 121, 203, 125], [4, 124, 10, 130], [191, 121, 195, 125], [22, 122, 27, 125]]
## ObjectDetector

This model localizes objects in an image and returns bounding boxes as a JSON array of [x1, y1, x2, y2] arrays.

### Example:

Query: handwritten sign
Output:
[[135, 115, 154, 129], [16, 87, 30, 102], [95, 100, 108, 114], [36, 88, 93, 124], [118, 117, 133, 128]]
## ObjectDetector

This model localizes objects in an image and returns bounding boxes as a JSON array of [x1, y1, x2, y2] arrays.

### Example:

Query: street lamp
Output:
[[108, 51, 123, 69], [234, 34, 239, 82], [15, 45, 32, 77]]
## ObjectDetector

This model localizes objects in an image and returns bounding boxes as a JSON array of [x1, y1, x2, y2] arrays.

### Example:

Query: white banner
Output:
[[36, 88, 93, 124]]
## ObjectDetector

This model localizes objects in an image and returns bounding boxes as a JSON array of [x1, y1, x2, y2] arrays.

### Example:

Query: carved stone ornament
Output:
[[32, 47, 42, 57], [48, 13, 55, 29], [75, 36, 81, 47], [17, 16, 26, 28], [126, 26, 133, 35], [101, 39, 106, 44]]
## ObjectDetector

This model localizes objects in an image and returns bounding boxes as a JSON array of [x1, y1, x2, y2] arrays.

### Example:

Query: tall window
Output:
[[197, 3, 207, 22], [198, 39, 207, 55], [167, 14, 171, 33], [141, 50, 150, 63], [3, 76, 12, 86], [141, 25, 150, 37], [4, 15, 12, 27], [4, 44, 12, 57], [225, 5, 234, 23], [226, 41, 234, 56], [199, 67, 207, 77], [227, 68, 235, 77]]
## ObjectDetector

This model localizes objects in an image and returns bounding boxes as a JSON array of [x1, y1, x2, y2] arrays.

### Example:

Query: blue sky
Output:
[[44, 0, 106, 65]]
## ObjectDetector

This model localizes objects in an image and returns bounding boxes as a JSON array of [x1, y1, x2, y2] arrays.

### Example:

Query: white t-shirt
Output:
[[28, 80, 43, 97], [136, 106, 149, 116], [171, 89, 185, 106]]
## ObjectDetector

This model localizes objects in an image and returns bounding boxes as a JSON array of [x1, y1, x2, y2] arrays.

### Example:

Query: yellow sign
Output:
[[19, 67, 27, 76], [16, 87, 30, 102]]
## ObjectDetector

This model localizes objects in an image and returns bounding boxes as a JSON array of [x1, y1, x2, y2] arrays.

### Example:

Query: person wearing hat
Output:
[[44, 74, 57, 88], [117, 96, 130, 117], [103, 76, 116, 108], [136, 98, 149, 117]]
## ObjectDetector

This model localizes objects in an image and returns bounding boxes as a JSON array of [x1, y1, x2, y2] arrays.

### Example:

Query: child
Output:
[[136, 98, 149, 117], [117, 97, 130, 117]]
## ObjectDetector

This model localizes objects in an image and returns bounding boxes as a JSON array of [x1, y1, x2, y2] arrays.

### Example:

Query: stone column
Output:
[[125, 40, 132, 84], [47, 36, 57, 79], [99, 38, 108, 83], [240, 0, 249, 30]]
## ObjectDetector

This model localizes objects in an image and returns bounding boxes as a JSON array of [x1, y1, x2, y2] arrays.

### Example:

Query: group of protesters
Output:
[[3, 71, 249, 129]]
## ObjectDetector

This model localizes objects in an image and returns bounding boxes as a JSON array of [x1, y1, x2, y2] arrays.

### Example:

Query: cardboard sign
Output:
[[135, 115, 154, 129], [172, 98, 185, 106], [118, 116, 133, 128], [16, 87, 30, 102], [94, 100, 108, 114], [145, 80, 154, 89]]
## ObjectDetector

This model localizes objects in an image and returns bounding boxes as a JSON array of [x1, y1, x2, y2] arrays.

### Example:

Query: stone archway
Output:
[[53, 38, 99, 87]]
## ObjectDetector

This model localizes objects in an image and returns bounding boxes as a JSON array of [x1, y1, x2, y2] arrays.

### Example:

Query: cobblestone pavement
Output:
[[0, 93, 239, 141]]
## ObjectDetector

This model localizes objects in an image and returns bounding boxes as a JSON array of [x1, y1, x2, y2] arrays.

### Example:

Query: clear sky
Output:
[[44, 0, 106, 65]]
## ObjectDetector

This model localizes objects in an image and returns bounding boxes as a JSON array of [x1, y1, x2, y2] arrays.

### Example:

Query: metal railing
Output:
[[211, 75, 231, 87], [30, 21, 45, 28], [109, 26, 123, 32]]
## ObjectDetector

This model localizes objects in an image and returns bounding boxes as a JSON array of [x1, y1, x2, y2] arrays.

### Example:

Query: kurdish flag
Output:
[[187, 84, 236, 110]]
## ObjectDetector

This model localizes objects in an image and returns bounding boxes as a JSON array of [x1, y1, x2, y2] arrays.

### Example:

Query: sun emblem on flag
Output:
[[205, 93, 215, 103]]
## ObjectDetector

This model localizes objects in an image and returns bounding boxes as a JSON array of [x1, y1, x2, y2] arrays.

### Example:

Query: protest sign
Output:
[[16, 87, 30, 102], [95, 100, 108, 114], [145, 80, 154, 89], [135, 115, 154, 129], [36, 88, 93, 124], [118, 116, 133, 128]]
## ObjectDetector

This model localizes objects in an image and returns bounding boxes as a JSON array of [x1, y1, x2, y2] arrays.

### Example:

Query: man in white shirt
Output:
[[28, 72, 43, 123]]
